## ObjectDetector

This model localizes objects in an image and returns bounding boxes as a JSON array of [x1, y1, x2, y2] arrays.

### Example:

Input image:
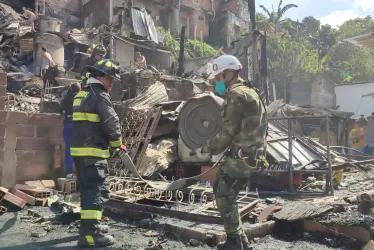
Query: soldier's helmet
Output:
[[92, 44, 107, 57], [206, 55, 242, 79], [87, 59, 120, 81]]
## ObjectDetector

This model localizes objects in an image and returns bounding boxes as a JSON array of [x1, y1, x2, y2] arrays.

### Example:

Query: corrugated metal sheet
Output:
[[132, 8, 148, 38], [345, 32, 374, 53], [69, 33, 90, 45], [131, 8, 158, 44], [267, 122, 325, 169]]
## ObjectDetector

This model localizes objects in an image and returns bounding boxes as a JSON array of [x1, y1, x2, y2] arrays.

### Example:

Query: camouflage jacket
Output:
[[202, 78, 267, 156]]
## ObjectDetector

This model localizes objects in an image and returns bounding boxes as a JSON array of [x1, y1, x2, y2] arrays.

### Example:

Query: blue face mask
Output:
[[215, 82, 226, 96]]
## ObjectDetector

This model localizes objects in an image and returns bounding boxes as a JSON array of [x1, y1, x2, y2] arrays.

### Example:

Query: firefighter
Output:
[[81, 44, 107, 86], [71, 59, 125, 248]]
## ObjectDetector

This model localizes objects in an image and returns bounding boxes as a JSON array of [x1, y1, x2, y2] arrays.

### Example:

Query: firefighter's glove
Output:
[[195, 147, 211, 161], [120, 144, 127, 152]]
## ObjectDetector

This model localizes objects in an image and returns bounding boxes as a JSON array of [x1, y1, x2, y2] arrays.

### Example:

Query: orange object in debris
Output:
[[293, 174, 303, 185]]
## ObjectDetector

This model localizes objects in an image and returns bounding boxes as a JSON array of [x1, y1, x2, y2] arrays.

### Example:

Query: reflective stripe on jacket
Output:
[[71, 78, 122, 159]]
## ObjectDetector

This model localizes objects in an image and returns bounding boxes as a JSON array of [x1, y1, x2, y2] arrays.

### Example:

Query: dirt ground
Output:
[[0, 207, 343, 250]]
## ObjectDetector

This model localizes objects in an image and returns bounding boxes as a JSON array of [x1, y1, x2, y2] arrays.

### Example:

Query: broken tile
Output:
[[14, 184, 38, 193], [10, 188, 36, 205], [41, 180, 55, 189], [3, 192, 26, 209]]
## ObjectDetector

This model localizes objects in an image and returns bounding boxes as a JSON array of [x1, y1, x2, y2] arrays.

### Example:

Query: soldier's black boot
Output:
[[216, 234, 253, 250], [77, 228, 115, 248]]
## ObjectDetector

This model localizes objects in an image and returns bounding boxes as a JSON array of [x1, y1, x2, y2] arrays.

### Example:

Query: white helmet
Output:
[[206, 55, 242, 79]]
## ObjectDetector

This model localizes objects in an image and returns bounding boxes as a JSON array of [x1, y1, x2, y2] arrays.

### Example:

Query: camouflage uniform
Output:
[[202, 78, 267, 238]]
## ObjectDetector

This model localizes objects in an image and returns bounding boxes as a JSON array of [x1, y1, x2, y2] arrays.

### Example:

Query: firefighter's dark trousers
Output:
[[73, 157, 110, 234]]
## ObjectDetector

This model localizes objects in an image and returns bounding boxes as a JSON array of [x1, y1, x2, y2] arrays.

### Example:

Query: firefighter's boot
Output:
[[77, 230, 115, 248], [78, 224, 109, 233], [216, 234, 253, 250]]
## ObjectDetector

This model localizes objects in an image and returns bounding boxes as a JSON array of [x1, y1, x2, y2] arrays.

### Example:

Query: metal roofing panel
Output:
[[144, 11, 158, 44], [267, 122, 324, 169], [69, 33, 90, 45], [345, 32, 374, 52], [131, 8, 148, 38]]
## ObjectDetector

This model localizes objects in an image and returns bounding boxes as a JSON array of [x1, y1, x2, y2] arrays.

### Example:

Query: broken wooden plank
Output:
[[272, 202, 333, 221], [258, 205, 281, 223]]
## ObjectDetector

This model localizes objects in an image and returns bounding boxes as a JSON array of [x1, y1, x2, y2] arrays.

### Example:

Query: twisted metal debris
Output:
[[108, 177, 214, 205]]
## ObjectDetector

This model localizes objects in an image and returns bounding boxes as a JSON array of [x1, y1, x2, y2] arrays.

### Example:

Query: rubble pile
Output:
[[5, 93, 40, 112], [0, 178, 79, 214]]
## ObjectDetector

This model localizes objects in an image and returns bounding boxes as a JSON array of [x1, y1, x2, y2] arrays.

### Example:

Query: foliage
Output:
[[157, 27, 218, 61], [267, 34, 323, 85], [327, 42, 374, 83], [259, 0, 298, 23], [338, 16, 374, 39]]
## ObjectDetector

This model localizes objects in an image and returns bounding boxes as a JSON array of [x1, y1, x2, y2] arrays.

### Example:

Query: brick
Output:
[[0, 138, 4, 152], [0, 111, 7, 121], [0, 97, 5, 110], [24, 180, 45, 189], [41, 180, 55, 189], [36, 126, 53, 138], [35, 198, 47, 207], [0, 85, 6, 97], [0, 73, 6, 87], [57, 178, 66, 191], [26, 115, 44, 125], [16, 138, 52, 150], [3, 191, 26, 208], [16, 151, 34, 162], [53, 125, 64, 138], [10, 188, 36, 205], [14, 184, 38, 192], [16, 161, 49, 178], [7, 111, 27, 124], [64, 180, 76, 194], [0, 124, 5, 137], [15, 125, 35, 137]]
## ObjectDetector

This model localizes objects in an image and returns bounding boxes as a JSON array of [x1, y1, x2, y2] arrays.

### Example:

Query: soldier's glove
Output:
[[195, 147, 211, 161]]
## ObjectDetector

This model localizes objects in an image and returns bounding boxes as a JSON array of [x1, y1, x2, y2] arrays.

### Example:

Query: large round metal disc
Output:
[[178, 94, 224, 150]]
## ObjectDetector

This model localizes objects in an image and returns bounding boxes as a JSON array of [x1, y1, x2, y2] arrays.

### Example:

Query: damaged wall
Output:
[[0, 73, 64, 188], [45, 0, 81, 31], [82, 0, 111, 28]]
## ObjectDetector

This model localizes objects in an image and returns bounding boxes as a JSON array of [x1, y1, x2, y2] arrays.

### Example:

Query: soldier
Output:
[[195, 55, 268, 250], [81, 44, 107, 86], [71, 59, 125, 248]]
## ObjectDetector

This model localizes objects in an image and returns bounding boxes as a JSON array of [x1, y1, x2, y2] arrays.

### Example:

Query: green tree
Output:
[[301, 16, 321, 38], [267, 34, 323, 97], [259, 0, 298, 33], [327, 42, 374, 83], [338, 16, 374, 39]]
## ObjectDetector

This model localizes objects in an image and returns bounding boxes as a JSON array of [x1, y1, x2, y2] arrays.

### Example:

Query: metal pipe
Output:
[[268, 115, 330, 120], [41, 0, 45, 15], [35, 0, 39, 17], [326, 116, 334, 195], [287, 119, 294, 193]]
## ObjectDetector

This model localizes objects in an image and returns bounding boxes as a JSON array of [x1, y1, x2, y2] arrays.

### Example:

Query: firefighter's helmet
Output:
[[92, 44, 107, 57], [87, 59, 120, 80]]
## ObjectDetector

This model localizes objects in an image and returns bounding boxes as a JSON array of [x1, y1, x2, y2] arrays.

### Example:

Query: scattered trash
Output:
[[143, 230, 160, 237]]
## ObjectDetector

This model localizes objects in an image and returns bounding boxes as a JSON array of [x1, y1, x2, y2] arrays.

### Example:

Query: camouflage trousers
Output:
[[213, 168, 248, 236]]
